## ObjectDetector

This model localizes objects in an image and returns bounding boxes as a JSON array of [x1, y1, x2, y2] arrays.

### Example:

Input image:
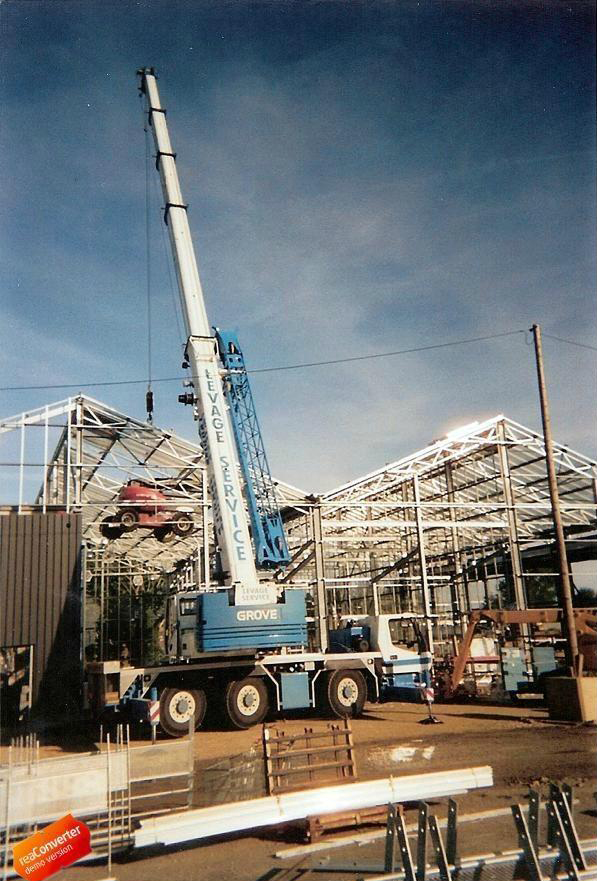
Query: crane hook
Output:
[[146, 388, 154, 423]]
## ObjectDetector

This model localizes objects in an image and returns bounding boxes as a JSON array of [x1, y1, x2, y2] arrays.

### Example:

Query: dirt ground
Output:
[[23, 701, 597, 880]]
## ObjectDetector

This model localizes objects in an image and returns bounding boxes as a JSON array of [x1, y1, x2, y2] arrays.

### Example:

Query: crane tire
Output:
[[224, 678, 269, 729], [159, 686, 206, 738], [326, 669, 367, 718]]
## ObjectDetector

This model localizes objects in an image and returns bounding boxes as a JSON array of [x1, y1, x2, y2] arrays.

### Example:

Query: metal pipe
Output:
[[18, 414, 25, 513], [311, 503, 329, 651], [413, 475, 434, 653]]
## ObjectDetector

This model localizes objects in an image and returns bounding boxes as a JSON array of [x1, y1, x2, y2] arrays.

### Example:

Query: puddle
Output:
[[368, 743, 436, 767]]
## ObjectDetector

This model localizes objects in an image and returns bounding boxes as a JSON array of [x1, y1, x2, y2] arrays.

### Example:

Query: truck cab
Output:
[[329, 613, 432, 697]]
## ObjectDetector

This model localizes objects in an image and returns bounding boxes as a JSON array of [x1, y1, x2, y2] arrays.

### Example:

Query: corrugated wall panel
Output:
[[0, 512, 82, 723]]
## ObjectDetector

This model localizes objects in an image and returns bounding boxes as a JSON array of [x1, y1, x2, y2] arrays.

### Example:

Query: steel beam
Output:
[[135, 766, 493, 847], [512, 804, 544, 881], [496, 421, 527, 612]]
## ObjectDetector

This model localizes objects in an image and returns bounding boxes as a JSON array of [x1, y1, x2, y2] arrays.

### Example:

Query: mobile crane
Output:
[[87, 68, 432, 735]]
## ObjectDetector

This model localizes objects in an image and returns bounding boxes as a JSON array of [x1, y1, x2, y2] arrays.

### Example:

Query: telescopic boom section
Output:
[[137, 67, 274, 605]]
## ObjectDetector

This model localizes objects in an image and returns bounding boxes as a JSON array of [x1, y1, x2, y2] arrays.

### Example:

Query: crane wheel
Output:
[[224, 678, 269, 729], [326, 669, 367, 718], [159, 686, 206, 738]]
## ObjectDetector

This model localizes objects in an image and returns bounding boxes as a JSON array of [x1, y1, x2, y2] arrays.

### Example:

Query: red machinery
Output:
[[100, 481, 194, 543], [440, 607, 597, 699]]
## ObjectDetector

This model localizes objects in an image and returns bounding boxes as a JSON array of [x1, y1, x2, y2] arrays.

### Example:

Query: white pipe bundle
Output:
[[135, 765, 493, 847]]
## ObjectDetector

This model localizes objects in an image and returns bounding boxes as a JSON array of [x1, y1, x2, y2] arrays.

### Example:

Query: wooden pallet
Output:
[[263, 718, 390, 841], [306, 804, 390, 842], [263, 717, 356, 795]]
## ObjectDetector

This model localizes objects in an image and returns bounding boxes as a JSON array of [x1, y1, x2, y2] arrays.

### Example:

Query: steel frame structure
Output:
[[0, 395, 209, 568], [278, 415, 597, 655], [1, 401, 596, 661], [0, 395, 308, 661]]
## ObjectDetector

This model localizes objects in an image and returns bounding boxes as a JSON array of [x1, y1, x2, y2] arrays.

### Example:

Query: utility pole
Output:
[[531, 324, 579, 673]]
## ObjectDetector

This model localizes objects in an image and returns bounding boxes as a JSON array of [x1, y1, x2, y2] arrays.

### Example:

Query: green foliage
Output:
[[573, 587, 597, 607], [498, 567, 557, 608], [86, 574, 168, 663], [499, 568, 596, 609]]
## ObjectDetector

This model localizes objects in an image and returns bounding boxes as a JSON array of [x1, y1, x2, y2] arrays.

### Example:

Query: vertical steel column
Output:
[[106, 735, 112, 879], [100, 556, 105, 660], [65, 402, 72, 512], [42, 406, 49, 513], [416, 802, 429, 881], [310, 503, 329, 652], [446, 798, 458, 865], [18, 413, 25, 513], [402, 483, 414, 614], [413, 474, 434, 654], [384, 804, 398, 872], [367, 506, 380, 615], [74, 397, 84, 508], [528, 789, 541, 849], [496, 421, 527, 611], [444, 462, 466, 624], [80, 542, 87, 698]]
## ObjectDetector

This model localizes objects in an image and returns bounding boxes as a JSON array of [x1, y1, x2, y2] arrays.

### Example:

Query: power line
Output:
[[542, 333, 597, 352], [0, 329, 526, 392], [250, 329, 525, 373]]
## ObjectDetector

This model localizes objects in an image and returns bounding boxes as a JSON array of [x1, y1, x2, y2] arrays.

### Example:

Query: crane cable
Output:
[[143, 98, 154, 423], [152, 145, 186, 351]]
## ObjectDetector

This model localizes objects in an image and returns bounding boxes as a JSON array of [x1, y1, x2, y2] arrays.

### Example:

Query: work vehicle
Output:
[[89, 610, 432, 735], [100, 480, 194, 542], [439, 607, 597, 700], [87, 68, 431, 736]]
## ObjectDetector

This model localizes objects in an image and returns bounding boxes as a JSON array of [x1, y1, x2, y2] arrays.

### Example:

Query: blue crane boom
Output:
[[215, 329, 291, 568]]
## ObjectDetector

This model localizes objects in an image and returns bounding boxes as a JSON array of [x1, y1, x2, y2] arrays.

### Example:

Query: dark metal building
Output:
[[0, 511, 82, 728]]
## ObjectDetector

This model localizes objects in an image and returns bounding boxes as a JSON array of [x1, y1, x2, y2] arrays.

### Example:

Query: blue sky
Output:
[[1, 0, 595, 493]]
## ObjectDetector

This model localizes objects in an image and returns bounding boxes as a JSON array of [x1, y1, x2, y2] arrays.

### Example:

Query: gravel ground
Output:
[[12, 701, 597, 881]]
